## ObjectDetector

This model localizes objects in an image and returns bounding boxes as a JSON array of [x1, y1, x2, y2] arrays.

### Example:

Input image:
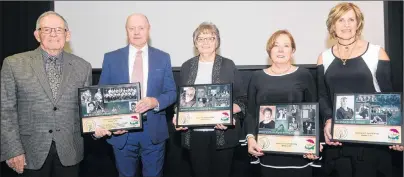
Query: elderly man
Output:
[[0, 11, 92, 177], [180, 87, 196, 108], [93, 13, 177, 177]]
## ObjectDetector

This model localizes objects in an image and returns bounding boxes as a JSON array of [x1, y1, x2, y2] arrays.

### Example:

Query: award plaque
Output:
[[331, 93, 402, 145], [78, 83, 142, 134], [176, 83, 233, 127], [256, 103, 319, 156]]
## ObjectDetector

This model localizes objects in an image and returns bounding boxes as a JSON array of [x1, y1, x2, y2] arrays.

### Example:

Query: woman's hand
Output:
[[172, 114, 188, 131], [247, 137, 264, 157], [324, 119, 342, 146]]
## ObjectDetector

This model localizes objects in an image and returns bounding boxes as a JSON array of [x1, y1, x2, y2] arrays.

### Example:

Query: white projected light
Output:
[[55, 1, 384, 68]]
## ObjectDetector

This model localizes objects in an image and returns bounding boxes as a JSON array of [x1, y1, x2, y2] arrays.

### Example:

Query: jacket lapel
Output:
[[55, 54, 73, 104], [122, 45, 130, 83], [211, 55, 223, 84], [186, 56, 199, 85], [146, 47, 159, 97], [29, 48, 55, 104]]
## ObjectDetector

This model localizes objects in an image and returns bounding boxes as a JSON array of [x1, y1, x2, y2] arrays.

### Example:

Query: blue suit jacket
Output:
[[99, 45, 177, 149]]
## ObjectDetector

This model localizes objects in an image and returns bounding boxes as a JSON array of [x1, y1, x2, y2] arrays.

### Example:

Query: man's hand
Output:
[[6, 154, 26, 174], [94, 126, 127, 138], [93, 126, 112, 138], [135, 97, 159, 113], [172, 114, 188, 131], [324, 119, 342, 146]]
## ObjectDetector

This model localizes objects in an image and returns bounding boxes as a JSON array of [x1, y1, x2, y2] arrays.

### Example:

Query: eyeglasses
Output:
[[196, 37, 216, 43], [38, 27, 67, 34]]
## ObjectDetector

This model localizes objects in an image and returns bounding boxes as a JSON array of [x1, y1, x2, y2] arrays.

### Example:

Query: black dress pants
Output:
[[189, 131, 234, 177]]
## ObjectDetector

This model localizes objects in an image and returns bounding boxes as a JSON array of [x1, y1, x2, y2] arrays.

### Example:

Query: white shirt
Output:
[[129, 44, 149, 97], [193, 61, 214, 131], [194, 61, 214, 84]]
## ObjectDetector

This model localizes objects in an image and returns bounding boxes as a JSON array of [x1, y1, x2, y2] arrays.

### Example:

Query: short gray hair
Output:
[[192, 22, 221, 49], [35, 11, 69, 30]]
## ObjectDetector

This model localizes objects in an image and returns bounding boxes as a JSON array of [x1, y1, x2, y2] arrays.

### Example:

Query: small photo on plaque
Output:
[[257, 103, 319, 156], [332, 93, 402, 145], [78, 83, 142, 134], [335, 95, 355, 120], [177, 83, 233, 127]]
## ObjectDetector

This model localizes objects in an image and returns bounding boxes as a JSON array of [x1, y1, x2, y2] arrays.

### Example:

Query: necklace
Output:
[[337, 40, 358, 66], [338, 39, 357, 50], [269, 64, 292, 75]]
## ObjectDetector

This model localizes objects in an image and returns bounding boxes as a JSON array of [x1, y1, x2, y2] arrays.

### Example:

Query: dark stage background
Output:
[[1, 1, 403, 177]]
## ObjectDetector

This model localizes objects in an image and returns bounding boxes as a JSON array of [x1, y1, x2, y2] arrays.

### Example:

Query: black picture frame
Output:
[[176, 83, 233, 127], [256, 103, 320, 156], [78, 83, 142, 134], [331, 92, 403, 145]]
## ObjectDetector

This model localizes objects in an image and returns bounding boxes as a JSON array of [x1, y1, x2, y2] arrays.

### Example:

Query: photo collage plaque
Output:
[[332, 93, 402, 145], [257, 103, 319, 155], [78, 83, 142, 134], [176, 83, 233, 127]]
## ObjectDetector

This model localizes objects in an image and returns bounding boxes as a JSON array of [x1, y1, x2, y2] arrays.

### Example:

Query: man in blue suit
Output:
[[93, 13, 177, 177]]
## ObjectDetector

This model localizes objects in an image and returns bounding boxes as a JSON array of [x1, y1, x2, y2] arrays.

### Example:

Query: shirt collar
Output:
[[129, 44, 148, 56], [40, 48, 63, 61]]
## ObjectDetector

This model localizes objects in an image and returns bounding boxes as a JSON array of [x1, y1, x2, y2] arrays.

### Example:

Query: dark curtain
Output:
[[384, 1, 403, 92], [384, 2, 403, 177], [0, 1, 52, 68], [0, 2, 53, 176]]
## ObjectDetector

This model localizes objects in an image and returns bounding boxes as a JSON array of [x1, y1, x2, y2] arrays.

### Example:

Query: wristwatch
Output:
[[246, 134, 255, 140]]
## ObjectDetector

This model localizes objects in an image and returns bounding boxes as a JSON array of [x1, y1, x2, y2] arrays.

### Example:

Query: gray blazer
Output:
[[0, 47, 92, 170]]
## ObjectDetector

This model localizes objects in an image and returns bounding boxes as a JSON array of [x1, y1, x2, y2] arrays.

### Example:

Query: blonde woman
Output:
[[317, 2, 395, 177]]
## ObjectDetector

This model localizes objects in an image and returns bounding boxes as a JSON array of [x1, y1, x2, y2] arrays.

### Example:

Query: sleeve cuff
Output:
[[154, 102, 160, 111]]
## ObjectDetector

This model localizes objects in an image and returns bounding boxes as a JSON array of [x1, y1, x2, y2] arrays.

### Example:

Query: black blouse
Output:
[[246, 67, 317, 135], [317, 46, 393, 122], [245, 67, 317, 167]]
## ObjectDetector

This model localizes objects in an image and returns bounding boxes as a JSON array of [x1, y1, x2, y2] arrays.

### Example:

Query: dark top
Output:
[[317, 45, 393, 122], [259, 121, 275, 129], [245, 67, 317, 167], [317, 43, 394, 174], [336, 107, 354, 120], [179, 55, 248, 149]]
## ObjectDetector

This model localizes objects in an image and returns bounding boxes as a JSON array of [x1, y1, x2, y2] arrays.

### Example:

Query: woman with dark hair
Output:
[[245, 29, 317, 177]]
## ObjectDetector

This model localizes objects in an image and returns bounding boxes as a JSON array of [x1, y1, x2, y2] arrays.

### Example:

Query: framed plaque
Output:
[[78, 83, 142, 134], [256, 103, 319, 156], [176, 83, 233, 127], [331, 93, 402, 145]]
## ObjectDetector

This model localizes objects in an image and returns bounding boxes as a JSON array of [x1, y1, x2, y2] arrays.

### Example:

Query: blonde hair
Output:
[[326, 2, 364, 39], [192, 22, 220, 50]]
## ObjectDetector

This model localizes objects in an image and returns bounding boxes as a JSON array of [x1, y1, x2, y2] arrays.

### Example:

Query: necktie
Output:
[[131, 50, 144, 97], [46, 57, 61, 100]]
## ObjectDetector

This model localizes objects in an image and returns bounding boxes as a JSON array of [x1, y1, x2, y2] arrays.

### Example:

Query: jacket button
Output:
[[53, 107, 57, 111], [49, 130, 53, 133]]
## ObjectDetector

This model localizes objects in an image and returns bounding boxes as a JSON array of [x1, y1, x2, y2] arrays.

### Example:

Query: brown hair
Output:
[[266, 30, 296, 57], [326, 2, 364, 39], [192, 22, 220, 50]]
